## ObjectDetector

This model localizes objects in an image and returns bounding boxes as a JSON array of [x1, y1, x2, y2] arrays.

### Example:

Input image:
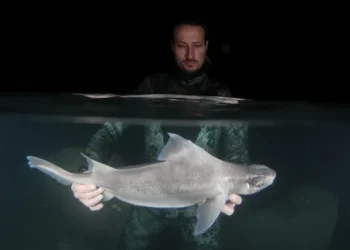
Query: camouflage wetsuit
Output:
[[81, 69, 249, 250]]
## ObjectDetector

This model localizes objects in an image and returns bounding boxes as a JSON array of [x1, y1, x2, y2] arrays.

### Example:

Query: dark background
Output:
[[1, 17, 244, 97], [1, 15, 333, 102]]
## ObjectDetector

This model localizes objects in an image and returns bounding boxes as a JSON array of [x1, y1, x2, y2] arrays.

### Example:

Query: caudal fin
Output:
[[26, 156, 75, 185]]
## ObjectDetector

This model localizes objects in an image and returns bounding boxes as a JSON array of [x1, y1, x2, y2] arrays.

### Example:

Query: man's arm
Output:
[[222, 122, 249, 164], [79, 74, 155, 170], [133, 75, 153, 94], [72, 121, 128, 211], [80, 73, 156, 170], [133, 73, 168, 94], [215, 80, 249, 164], [216, 81, 233, 97], [194, 123, 246, 218], [195, 125, 222, 156], [79, 121, 127, 172]]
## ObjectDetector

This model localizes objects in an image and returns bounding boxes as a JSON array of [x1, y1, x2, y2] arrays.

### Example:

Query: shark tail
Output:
[[26, 156, 78, 185]]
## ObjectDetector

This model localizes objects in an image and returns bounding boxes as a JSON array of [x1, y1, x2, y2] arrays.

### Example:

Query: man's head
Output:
[[171, 20, 208, 73]]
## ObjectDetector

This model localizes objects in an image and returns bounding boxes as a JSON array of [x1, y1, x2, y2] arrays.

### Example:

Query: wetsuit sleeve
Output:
[[222, 122, 249, 164], [195, 125, 222, 156], [79, 121, 127, 172], [133, 76, 154, 94], [79, 75, 156, 172], [144, 123, 165, 160], [217, 82, 233, 97], [215, 81, 249, 163]]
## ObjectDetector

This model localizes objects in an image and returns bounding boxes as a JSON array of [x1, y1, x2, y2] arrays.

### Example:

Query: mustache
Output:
[[183, 60, 198, 63]]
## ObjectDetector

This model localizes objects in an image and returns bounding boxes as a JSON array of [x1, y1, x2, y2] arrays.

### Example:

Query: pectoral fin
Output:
[[194, 192, 227, 236], [102, 190, 115, 201]]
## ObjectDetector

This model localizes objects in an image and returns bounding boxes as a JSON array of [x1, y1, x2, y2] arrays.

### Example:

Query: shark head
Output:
[[225, 164, 276, 195], [244, 164, 276, 194]]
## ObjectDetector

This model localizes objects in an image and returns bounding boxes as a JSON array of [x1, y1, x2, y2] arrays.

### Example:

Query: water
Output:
[[0, 93, 348, 250]]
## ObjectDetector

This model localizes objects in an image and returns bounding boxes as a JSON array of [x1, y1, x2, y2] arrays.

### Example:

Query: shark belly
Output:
[[114, 192, 206, 208], [112, 180, 218, 208]]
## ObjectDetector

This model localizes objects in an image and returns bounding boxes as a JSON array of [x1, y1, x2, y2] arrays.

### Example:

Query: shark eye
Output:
[[250, 177, 266, 188], [255, 183, 265, 188]]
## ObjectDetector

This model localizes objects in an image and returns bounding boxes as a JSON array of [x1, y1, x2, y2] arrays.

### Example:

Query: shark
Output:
[[26, 132, 276, 236]]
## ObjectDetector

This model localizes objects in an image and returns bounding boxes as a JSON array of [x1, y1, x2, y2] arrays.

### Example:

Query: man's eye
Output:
[[256, 183, 264, 188]]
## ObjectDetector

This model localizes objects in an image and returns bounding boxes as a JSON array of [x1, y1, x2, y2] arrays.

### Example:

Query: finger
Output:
[[229, 194, 242, 205], [226, 202, 236, 209], [74, 187, 104, 200], [90, 203, 104, 211], [71, 183, 98, 193], [76, 187, 104, 200], [221, 204, 234, 216], [81, 194, 104, 208]]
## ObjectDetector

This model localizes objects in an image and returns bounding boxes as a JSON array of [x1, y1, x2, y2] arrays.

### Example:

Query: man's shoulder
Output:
[[144, 72, 171, 82], [134, 72, 172, 94], [207, 76, 232, 97], [217, 82, 233, 97]]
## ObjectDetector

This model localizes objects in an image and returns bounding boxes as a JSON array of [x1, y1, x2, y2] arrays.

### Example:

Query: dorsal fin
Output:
[[80, 153, 117, 174], [157, 132, 207, 162]]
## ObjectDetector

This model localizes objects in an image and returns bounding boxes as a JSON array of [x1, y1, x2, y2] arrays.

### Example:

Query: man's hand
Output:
[[71, 183, 104, 211], [221, 194, 242, 216]]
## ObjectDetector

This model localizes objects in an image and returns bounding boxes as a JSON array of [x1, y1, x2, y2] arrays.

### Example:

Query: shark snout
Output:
[[266, 170, 276, 185]]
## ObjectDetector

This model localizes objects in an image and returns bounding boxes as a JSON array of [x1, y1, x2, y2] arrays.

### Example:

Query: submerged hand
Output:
[[221, 194, 242, 216], [71, 183, 105, 211]]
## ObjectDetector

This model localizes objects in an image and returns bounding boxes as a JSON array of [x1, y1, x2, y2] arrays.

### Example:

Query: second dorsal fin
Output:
[[80, 153, 117, 174]]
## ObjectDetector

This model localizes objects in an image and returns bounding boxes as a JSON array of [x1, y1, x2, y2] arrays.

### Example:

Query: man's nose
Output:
[[186, 48, 195, 60]]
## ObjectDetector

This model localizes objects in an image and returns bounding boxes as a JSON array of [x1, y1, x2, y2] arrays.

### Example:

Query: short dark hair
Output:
[[170, 18, 209, 42]]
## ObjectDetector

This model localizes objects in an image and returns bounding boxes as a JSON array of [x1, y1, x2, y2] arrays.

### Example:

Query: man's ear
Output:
[[205, 40, 208, 52]]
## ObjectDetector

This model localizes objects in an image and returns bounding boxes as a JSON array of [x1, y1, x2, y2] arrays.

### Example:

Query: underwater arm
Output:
[[214, 81, 249, 163], [133, 75, 154, 94], [72, 121, 128, 211], [222, 122, 250, 164], [194, 124, 246, 217], [144, 123, 165, 160], [79, 121, 127, 171], [194, 125, 222, 156]]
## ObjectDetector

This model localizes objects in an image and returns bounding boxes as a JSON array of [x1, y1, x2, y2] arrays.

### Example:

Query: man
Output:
[[71, 19, 248, 249]]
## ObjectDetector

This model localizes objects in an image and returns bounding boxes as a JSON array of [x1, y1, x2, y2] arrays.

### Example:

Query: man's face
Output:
[[172, 24, 208, 73]]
